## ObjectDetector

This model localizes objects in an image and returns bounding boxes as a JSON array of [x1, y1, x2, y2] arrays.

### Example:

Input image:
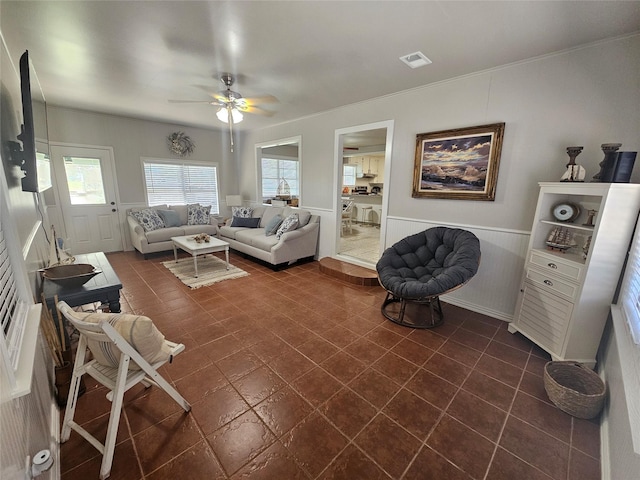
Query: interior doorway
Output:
[[334, 121, 393, 267]]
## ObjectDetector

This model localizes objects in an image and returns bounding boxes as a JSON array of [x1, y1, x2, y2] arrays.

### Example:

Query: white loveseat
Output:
[[127, 204, 218, 258], [217, 205, 320, 268]]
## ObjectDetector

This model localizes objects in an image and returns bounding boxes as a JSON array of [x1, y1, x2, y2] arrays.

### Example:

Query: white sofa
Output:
[[217, 205, 320, 268], [127, 204, 218, 258]]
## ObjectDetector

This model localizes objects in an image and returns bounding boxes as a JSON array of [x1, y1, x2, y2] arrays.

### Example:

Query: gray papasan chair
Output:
[[376, 227, 481, 328]]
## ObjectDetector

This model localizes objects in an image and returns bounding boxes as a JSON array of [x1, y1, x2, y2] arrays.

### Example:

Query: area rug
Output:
[[161, 254, 249, 289]]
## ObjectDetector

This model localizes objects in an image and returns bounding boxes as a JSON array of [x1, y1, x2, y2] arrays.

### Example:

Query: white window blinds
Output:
[[619, 219, 640, 345], [261, 157, 299, 200], [0, 218, 29, 387], [142, 160, 220, 214], [343, 165, 357, 187]]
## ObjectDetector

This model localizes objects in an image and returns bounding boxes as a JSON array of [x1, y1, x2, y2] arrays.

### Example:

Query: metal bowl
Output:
[[41, 264, 102, 288]]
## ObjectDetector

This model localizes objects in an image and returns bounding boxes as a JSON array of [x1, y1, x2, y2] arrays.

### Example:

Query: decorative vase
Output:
[[592, 143, 622, 182], [560, 146, 585, 182]]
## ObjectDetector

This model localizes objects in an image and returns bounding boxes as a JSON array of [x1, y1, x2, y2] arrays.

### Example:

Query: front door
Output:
[[50, 144, 123, 254]]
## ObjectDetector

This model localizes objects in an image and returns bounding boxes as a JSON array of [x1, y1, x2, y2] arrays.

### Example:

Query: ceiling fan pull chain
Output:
[[228, 106, 235, 152]]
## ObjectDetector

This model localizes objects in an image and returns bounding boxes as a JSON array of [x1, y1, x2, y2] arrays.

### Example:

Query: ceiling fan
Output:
[[169, 74, 276, 151]]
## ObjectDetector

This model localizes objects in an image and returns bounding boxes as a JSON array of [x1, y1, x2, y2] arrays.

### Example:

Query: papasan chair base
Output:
[[381, 292, 444, 329]]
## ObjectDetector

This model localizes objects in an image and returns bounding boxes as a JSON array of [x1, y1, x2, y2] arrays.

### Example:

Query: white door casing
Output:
[[333, 120, 394, 266], [50, 144, 123, 254]]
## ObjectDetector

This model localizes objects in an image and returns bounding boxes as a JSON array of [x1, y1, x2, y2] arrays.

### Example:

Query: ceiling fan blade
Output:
[[192, 85, 221, 96], [168, 99, 217, 104], [243, 95, 278, 105], [212, 93, 232, 103], [239, 105, 276, 116]]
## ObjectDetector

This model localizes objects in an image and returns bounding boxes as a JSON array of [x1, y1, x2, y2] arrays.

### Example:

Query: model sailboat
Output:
[[48, 225, 75, 267]]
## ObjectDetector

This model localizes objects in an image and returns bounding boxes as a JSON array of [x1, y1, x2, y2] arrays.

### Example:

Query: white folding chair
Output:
[[57, 301, 191, 480]]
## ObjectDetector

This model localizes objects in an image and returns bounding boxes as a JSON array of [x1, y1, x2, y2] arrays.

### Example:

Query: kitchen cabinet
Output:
[[509, 182, 640, 366]]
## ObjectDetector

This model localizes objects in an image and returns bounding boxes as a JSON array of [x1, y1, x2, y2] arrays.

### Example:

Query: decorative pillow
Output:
[[74, 311, 172, 370], [157, 209, 181, 228], [130, 209, 165, 232], [276, 213, 299, 239], [264, 214, 283, 236], [169, 204, 189, 225], [230, 216, 261, 228], [232, 206, 253, 218], [187, 204, 211, 225]]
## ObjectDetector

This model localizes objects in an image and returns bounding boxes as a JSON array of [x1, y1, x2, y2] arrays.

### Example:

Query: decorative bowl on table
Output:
[[41, 264, 102, 288], [193, 233, 211, 243]]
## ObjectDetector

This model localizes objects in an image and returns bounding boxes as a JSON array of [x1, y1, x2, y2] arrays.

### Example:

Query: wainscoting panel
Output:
[[385, 217, 530, 321]]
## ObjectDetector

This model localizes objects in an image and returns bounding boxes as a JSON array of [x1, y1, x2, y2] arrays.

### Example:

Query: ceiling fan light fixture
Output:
[[400, 51, 432, 69], [216, 107, 243, 124]]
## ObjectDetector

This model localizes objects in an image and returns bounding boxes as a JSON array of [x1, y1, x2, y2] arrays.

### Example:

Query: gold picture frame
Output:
[[412, 123, 505, 201]]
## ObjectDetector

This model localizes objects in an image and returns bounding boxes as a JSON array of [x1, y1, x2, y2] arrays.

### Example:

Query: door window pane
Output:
[[63, 156, 106, 205]]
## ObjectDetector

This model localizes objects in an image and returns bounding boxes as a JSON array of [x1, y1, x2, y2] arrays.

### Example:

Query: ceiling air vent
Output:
[[400, 51, 432, 69]]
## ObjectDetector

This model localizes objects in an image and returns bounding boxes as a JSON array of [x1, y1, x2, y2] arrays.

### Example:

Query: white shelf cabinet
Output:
[[509, 182, 640, 366]]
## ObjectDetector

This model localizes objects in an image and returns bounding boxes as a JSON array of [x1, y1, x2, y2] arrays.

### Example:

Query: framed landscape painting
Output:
[[412, 123, 505, 201]]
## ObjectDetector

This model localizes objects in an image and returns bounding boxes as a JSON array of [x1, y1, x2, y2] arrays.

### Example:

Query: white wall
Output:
[[241, 34, 640, 228], [237, 34, 640, 321], [45, 106, 239, 205], [1, 20, 58, 480]]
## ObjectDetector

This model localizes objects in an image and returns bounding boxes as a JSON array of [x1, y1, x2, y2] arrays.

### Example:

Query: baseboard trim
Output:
[[441, 295, 513, 323]]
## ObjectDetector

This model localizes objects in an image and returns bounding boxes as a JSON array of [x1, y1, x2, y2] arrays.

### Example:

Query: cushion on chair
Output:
[[376, 227, 481, 300], [72, 311, 172, 370]]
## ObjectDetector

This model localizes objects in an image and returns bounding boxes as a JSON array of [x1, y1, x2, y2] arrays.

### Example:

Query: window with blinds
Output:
[[0, 219, 29, 388], [261, 157, 299, 200], [343, 165, 357, 187], [619, 222, 640, 345], [142, 159, 220, 214]]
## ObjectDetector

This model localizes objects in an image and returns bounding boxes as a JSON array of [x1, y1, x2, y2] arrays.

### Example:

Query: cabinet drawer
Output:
[[529, 250, 583, 281], [525, 268, 579, 301]]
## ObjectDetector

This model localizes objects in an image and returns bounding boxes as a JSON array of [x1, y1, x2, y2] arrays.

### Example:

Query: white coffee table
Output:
[[171, 235, 230, 278]]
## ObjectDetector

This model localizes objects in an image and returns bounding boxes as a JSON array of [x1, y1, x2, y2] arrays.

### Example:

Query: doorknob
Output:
[[112, 209, 116, 212], [110, 201, 115, 205]]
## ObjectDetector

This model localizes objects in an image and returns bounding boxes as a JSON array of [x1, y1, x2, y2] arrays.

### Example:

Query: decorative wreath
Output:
[[167, 131, 195, 157]]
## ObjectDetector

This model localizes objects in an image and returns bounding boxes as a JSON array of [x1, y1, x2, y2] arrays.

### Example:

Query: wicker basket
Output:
[[543, 361, 606, 419]]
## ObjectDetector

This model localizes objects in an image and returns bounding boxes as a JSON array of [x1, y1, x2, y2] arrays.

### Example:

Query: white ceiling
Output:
[[2, 1, 639, 145]]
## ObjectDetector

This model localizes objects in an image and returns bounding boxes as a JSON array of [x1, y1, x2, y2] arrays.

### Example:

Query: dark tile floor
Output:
[[60, 251, 601, 480]]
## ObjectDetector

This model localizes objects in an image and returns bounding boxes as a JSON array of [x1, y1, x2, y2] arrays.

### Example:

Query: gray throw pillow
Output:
[[264, 214, 283, 236], [157, 209, 181, 227], [230, 216, 261, 228]]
